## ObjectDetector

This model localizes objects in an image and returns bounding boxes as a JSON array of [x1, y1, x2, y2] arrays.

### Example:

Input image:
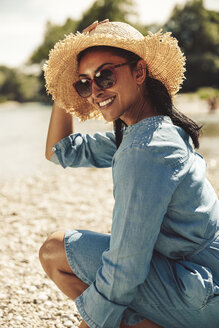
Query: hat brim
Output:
[[44, 24, 185, 121]]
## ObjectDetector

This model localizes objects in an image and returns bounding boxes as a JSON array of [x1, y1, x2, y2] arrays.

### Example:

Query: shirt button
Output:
[[52, 146, 56, 152]]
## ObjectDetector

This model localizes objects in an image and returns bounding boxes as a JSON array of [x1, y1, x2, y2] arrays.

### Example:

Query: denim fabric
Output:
[[64, 229, 219, 328], [51, 116, 219, 328], [51, 131, 116, 168]]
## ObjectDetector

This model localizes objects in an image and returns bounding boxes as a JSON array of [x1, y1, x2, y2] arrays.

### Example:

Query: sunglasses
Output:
[[73, 60, 137, 98]]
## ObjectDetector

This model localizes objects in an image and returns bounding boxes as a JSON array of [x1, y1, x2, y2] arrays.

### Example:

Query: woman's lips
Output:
[[97, 96, 116, 108]]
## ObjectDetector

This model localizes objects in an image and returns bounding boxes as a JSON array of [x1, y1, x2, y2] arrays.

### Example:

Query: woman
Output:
[[39, 20, 219, 328]]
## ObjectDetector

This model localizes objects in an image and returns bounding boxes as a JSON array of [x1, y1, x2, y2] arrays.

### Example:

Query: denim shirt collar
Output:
[[123, 115, 171, 136]]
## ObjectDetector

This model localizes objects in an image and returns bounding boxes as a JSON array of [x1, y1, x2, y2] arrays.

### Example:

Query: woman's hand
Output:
[[79, 320, 90, 328], [82, 19, 109, 34]]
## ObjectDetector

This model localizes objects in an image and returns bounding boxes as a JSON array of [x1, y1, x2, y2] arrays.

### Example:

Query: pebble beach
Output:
[[0, 98, 219, 327], [0, 166, 113, 328]]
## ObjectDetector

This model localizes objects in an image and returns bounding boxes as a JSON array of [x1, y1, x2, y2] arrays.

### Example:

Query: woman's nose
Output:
[[91, 81, 104, 98]]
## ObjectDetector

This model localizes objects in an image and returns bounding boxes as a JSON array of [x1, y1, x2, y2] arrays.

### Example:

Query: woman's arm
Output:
[[45, 101, 74, 160], [45, 102, 116, 168]]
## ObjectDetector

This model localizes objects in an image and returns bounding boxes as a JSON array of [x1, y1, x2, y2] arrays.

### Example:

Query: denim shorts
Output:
[[64, 229, 219, 328]]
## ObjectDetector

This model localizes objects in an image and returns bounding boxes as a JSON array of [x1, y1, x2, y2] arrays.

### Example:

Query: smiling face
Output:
[[78, 49, 145, 124]]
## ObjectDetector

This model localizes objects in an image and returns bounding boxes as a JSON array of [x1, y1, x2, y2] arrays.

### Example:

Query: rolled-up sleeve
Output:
[[75, 147, 186, 327], [50, 131, 116, 168]]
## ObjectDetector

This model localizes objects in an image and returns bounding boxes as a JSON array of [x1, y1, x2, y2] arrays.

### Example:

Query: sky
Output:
[[0, 0, 218, 68]]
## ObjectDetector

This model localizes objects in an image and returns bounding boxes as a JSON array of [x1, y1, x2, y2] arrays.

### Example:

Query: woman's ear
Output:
[[135, 60, 147, 85]]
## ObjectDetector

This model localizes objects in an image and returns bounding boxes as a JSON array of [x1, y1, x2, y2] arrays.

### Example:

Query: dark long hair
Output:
[[78, 46, 202, 149]]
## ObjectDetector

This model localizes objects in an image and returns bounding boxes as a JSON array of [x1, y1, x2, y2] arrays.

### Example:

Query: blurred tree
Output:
[[16, 72, 41, 102], [0, 66, 41, 103], [164, 0, 219, 91], [197, 87, 219, 112], [30, 18, 78, 64], [0, 66, 22, 102], [76, 0, 137, 31], [29, 19, 77, 102]]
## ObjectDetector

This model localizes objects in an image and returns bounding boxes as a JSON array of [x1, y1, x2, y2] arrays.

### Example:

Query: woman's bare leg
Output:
[[39, 231, 89, 300], [78, 318, 162, 328], [120, 320, 162, 327], [39, 231, 161, 328]]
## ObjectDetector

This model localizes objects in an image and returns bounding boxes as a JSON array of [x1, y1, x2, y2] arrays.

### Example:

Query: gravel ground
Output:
[[0, 166, 114, 328]]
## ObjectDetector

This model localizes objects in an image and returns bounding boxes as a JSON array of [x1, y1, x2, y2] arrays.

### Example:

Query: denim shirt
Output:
[[51, 115, 219, 328]]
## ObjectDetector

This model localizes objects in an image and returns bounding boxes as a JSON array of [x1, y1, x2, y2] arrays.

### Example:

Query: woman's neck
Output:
[[121, 92, 156, 126]]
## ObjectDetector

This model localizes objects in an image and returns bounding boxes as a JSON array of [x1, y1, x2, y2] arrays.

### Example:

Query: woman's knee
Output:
[[39, 230, 66, 277]]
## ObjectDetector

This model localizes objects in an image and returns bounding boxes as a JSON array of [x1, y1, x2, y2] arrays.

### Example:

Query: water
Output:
[[0, 102, 111, 180], [0, 102, 218, 180], [190, 113, 219, 163]]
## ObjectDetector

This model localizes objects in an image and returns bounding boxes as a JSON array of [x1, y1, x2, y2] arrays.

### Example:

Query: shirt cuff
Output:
[[51, 134, 82, 168], [49, 152, 60, 165], [75, 283, 126, 328]]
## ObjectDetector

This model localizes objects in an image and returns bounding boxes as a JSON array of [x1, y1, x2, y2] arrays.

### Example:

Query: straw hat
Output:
[[44, 21, 186, 121]]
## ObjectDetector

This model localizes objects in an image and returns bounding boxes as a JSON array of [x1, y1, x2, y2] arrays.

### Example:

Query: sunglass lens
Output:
[[75, 79, 91, 98], [95, 69, 115, 89]]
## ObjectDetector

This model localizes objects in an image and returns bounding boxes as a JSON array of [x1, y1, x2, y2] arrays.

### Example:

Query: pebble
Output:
[[56, 324, 63, 328], [64, 320, 74, 327], [27, 285, 38, 293], [38, 292, 48, 301], [44, 300, 54, 308], [7, 313, 13, 320], [67, 315, 80, 324], [16, 289, 25, 295]]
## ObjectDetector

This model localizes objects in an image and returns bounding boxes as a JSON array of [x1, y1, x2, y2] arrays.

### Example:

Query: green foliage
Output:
[[197, 87, 219, 100], [0, 66, 21, 102], [76, 0, 137, 32], [29, 18, 78, 102], [0, 66, 41, 103], [37, 71, 53, 104], [164, 0, 219, 91], [30, 19, 78, 64], [16, 73, 41, 102], [197, 87, 219, 111]]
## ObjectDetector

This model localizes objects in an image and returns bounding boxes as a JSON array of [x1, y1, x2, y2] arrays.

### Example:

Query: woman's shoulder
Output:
[[120, 116, 194, 167]]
